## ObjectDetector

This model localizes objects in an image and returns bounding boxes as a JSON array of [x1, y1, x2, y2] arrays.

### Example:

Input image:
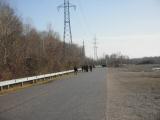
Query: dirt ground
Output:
[[106, 65, 160, 120]]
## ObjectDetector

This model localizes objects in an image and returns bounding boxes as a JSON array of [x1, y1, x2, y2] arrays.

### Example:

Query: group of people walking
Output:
[[74, 65, 94, 75], [81, 65, 93, 72]]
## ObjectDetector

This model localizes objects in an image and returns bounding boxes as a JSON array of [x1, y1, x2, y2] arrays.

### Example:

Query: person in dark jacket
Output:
[[85, 65, 88, 72], [81, 65, 84, 72], [74, 66, 78, 75], [89, 65, 92, 72]]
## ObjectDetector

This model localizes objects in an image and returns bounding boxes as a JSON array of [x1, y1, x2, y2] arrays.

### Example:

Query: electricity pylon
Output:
[[82, 40, 85, 57], [94, 36, 98, 61], [58, 0, 76, 46]]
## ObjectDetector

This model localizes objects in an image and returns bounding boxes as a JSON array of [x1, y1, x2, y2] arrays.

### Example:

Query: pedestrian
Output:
[[89, 65, 92, 72], [86, 65, 88, 72], [74, 66, 78, 75], [81, 65, 84, 72]]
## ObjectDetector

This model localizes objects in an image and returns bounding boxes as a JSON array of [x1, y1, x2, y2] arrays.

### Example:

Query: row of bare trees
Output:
[[99, 52, 160, 67], [106, 53, 129, 67], [0, 2, 85, 81], [97, 53, 129, 67]]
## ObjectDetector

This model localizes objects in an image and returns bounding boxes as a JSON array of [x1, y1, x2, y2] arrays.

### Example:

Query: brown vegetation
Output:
[[107, 65, 160, 120], [0, 1, 86, 81]]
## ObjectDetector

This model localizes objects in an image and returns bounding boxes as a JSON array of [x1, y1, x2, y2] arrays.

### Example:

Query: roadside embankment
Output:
[[106, 65, 160, 120]]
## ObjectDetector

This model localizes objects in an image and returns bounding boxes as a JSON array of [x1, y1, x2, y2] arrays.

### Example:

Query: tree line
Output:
[[130, 57, 160, 65], [97, 53, 129, 67], [0, 1, 86, 81], [98, 53, 160, 67]]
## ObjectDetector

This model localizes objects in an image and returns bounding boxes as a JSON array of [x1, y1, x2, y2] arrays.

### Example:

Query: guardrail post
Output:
[[7, 85, 10, 89], [21, 82, 23, 86], [34, 80, 36, 83], [43, 75, 45, 81]]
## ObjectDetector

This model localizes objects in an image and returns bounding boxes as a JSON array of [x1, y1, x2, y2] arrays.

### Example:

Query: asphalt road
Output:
[[0, 68, 107, 120]]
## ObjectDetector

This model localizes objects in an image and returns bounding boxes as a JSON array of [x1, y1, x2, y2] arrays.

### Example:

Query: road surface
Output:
[[0, 68, 107, 120]]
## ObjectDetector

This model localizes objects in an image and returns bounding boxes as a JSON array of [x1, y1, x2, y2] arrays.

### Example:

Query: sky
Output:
[[9, 0, 160, 58]]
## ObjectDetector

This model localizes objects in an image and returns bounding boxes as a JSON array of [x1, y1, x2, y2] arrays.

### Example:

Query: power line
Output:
[[76, 0, 93, 36], [76, 0, 98, 60]]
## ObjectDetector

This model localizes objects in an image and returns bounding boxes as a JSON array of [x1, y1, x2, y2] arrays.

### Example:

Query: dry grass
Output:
[[107, 64, 160, 120]]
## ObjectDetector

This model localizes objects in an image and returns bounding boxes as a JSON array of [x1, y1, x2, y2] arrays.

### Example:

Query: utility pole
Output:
[[82, 40, 85, 57], [58, 0, 76, 46], [81, 40, 85, 64], [93, 36, 98, 61]]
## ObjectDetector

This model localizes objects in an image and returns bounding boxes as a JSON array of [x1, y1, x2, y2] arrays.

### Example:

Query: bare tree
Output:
[[0, 1, 85, 81], [0, 1, 22, 65]]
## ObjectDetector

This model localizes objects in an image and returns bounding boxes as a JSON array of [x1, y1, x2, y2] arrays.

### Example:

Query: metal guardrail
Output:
[[152, 67, 160, 71], [0, 70, 75, 91]]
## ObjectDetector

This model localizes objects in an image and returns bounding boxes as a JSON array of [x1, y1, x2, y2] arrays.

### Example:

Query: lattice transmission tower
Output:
[[58, 0, 76, 45], [94, 36, 98, 61]]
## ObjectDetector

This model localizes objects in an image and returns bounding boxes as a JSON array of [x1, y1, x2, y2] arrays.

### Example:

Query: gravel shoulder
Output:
[[106, 66, 160, 120]]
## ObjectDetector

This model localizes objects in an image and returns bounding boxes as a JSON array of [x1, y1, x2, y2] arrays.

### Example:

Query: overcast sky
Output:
[[10, 0, 160, 58]]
